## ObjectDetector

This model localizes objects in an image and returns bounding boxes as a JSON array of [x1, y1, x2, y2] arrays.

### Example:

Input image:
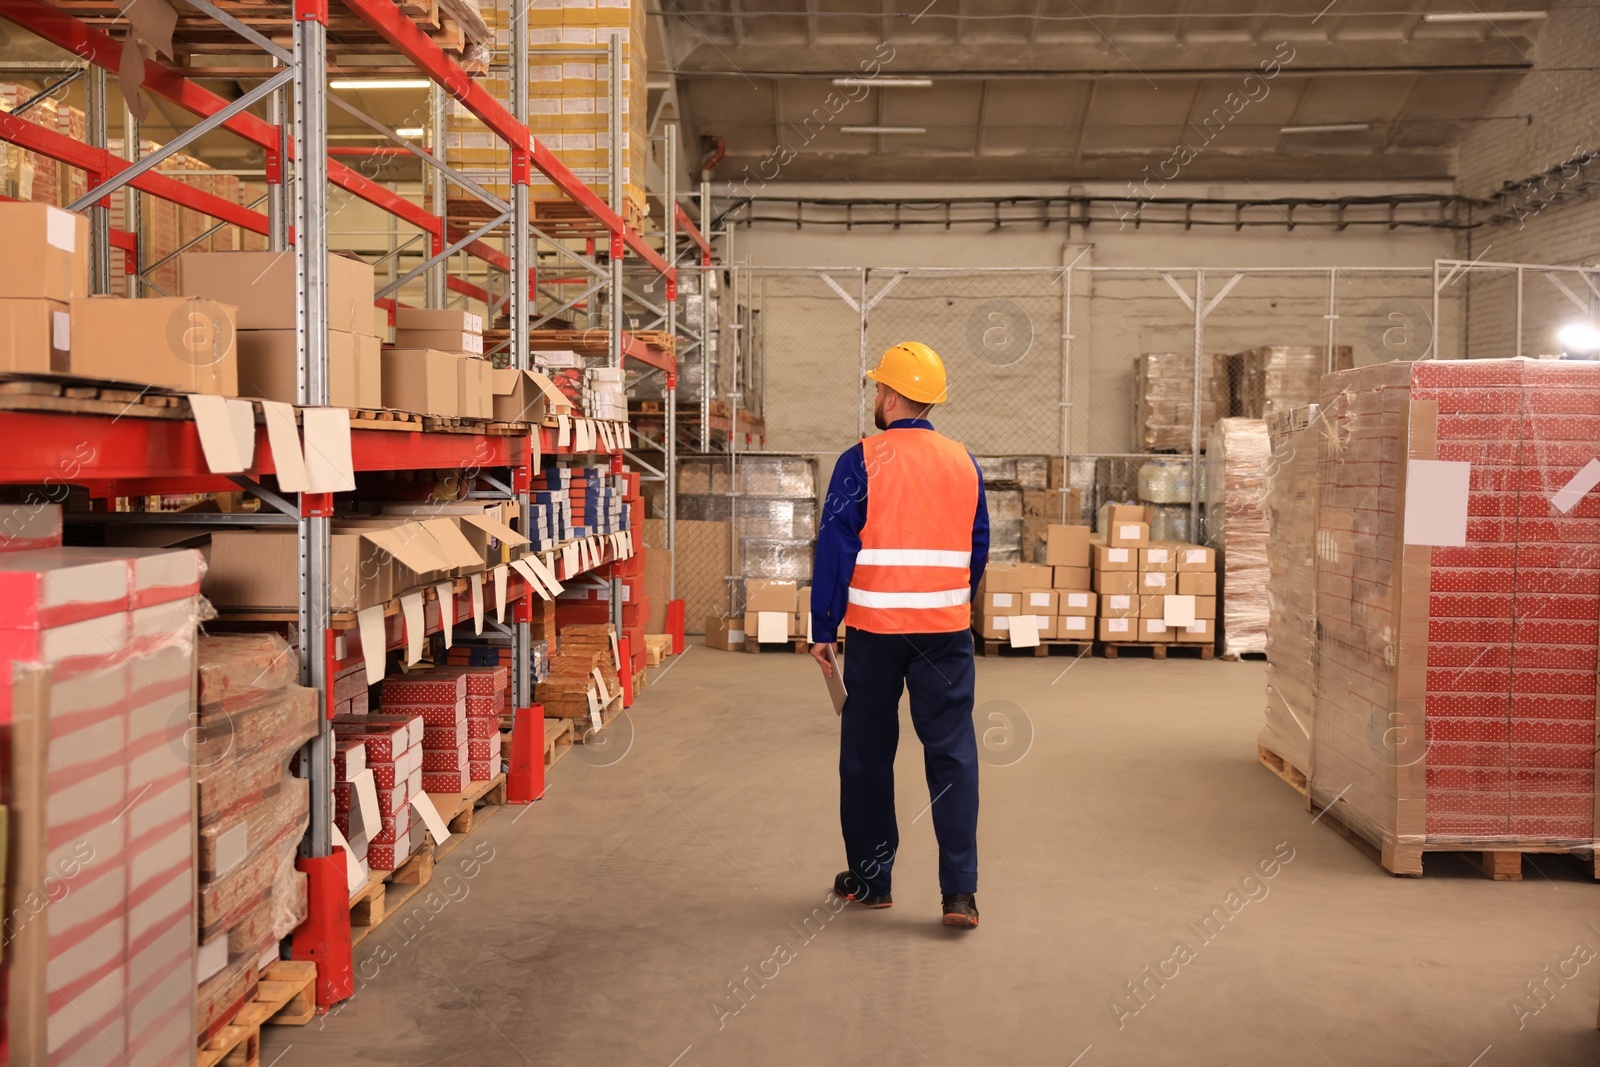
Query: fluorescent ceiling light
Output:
[[1422, 10, 1546, 20], [329, 78, 432, 89], [840, 125, 927, 135], [1281, 123, 1371, 134], [1558, 321, 1600, 353], [832, 78, 934, 88], [394, 127, 424, 137]]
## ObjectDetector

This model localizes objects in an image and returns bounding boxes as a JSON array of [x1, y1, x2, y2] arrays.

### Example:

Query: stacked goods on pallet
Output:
[[1206, 417, 1270, 657], [0, 203, 84, 376], [974, 563, 1056, 644], [1293, 358, 1600, 875], [389, 308, 493, 419], [1133, 352, 1230, 451], [1046, 525, 1095, 643], [1092, 504, 1149, 643], [332, 713, 424, 871], [530, 467, 576, 549], [734, 456, 817, 596], [571, 466, 624, 537], [1262, 406, 1322, 772], [442, 0, 649, 214], [1136, 456, 1202, 543], [1, 545, 204, 1065], [331, 660, 371, 718], [194, 634, 318, 1044], [382, 672, 475, 796], [1231, 345, 1353, 418], [1090, 508, 1217, 645], [743, 578, 809, 646], [0, 85, 60, 204], [445, 644, 548, 723], [973, 455, 1045, 563], [454, 666, 511, 779], [1021, 486, 1084, 563], [538, 624, 621, 730]]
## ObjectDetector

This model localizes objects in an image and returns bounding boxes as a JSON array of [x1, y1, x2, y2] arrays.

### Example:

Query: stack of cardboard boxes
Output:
[[740, 578, 810, 647], [331, 713, 426, 872], [973, 525, 1097, 645], [386, 307, 493, 419], [1092, 504, 1216, 644]]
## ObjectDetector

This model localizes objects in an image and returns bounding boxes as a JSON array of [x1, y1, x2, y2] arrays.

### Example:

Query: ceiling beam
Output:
[[728, 0, 746, 48], [804, 0, 817, 48]]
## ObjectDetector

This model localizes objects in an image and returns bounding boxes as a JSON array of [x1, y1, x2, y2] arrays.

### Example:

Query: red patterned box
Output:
[[424, 722, 468, 749], [382, 672, 467, 704], [332, 718, 408, 761], [421, 742, 469, 774], [466, 695, 499, 717], [467, 715, 500, 739], [423, 770, 470, 793], [468, 736, 498, 761], [370, 807, 410, 846], [469, 759, 497, 781], [367, 836, 412, 871]]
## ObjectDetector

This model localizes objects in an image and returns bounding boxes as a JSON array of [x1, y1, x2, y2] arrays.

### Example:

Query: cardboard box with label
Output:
[[1100, 593, 1138, 618], [1107, 520, 1151, 549], [1178, 571, 1218, 596], [70, 296, 238, 395], [206, 526, 447, 610], [236, 329, 380, 408], [975, 613, 1010, 640], [0, 203, 88, 302], [1052, 565, 1091, 590], [1044, 525, 1091, 567], [746, 578, 798, 613], [454, 355, 494, 419], [1139, 617, 1174, 642], [1139, 544, 1178, 572], [1140, 570, 1172, 591], [1175, 618, 1213, 643], [1098, 616, 1134, 642], [180, 250, 378, 335], [1093, 570, 1138, 595], [703, 614, 745, 650], [1056, 614, 1093, 639], [0, 299, 70, 374], [1021, 588, 1058, 615], [1059, 589, 1097, 616], [981, 590, 1022, 617], [979, 563, 1052, 592], [1104, 504, 1147, 525], [491, 367, 565, 423], [393, 308, 483, 354], [1093, 545, 1136, 572], [382, 349, 459, 417], [1176, 544, 1216, 572]]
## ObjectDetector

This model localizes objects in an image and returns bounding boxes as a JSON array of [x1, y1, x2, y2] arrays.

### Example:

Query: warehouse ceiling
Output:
[[650, 0, 1553, 185]]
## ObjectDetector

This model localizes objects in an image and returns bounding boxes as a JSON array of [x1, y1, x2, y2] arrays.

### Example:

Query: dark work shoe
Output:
[[941, 893, 979, 927], [834, 870, 892, 908]]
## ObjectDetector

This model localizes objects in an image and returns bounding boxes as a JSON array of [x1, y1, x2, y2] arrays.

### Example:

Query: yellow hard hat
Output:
[[866, 341, 948, 404]]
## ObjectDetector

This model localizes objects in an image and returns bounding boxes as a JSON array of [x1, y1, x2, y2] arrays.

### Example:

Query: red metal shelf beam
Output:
[[619, 332, 674, 373], [675, 203, 712, 265]]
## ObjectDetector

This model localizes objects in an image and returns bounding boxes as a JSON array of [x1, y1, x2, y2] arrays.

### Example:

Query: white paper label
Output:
[[1110, 595, 1131, 610], [1184, 549, 1207, 564], [45, 205, 76, 251], [435, 581, 454, 647], [1108, 548, 1129, 563], [357, 605, 387, 686], [411, 792, 451, 844], [1119, 524, 1141, 539], [1008, 615, 1040, 648], [1067, 593, 1089, 608], [1063, 616, 1088, 632], [400, 592, 425, 664], [1028, 592, 1051, 608], [51, 310, 69, 350], [1108, 618, 1130, 633], [1403, 459, 1471, 547], [1144, 572, 1167, 588], [332, 826, 366, 894], [992, 592, 1015, 608], [1147, 549, 1169, 563], [1146, 619, 1168, 633], [994, 616, 1010, 630], [262, 401, 309, 493], [1551, 458, 1600, 514], [757, 611, 787, 643], [1186, 620, 1209, 634], [494, 565, 508, 623], [470, 573, 484, 634], [353, 770, 380, 839], [1162, 594, 1196, 627], [557, 414, 571, 447], [303, 407, 356, 493]]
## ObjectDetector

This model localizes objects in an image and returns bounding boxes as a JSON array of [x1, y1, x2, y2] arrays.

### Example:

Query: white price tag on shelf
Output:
[[511, 558, 548, 600], [598, 422, 615, 451], [356, 605, 387, 687], [523, 553, 564, 597], [261, 401, 309, 492], [399, 592, 425, 664], [411, 792, 451, 846], [469, 572, 484, 635], [561, 543, 579, 574], [332, 826, 366, 895], [592, 667, 610, 706], [557, 414, 571, 447], [303, 407, 355, 492], [435, 581, 454, 648], [493, 565, 508, 623], [188, 394, 255, 473], [622, 423, 632, 448]]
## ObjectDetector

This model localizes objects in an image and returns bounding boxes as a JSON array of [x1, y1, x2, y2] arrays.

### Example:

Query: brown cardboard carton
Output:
[[205, 528, 395, 610], [746, 578, 798, 613], [1020, 588, 1058, 615], [395, 328, 484, 355], [453, 355, 494, 418], [381, 349, 458, 417], [394, 307, 482, 334], [1098, 616, 1135, 642], [1139, 617, 1174, 642], [180, 250, 376, 334], [1139, 544, 1179, 571], [1139, 570, 1173, 593], [1023, 487, 1082, 523], [355, 333, 382, 408], [1105, 504, 1147, 524], [1059, 589, 1097, 616], [1177, 571, 1217, 596], [1175, 544, 1216, 572], [1093, 570, 1137, 596], [975, 613, 1009, 640], [788, 611, 811, 640], [0, 299, 70, 373], [1139, 594, 1166, 618], [491, 369, 550, 423], [1107, 520, 1151, 549], [1192, 596, 1217, 620], [1175, 618, 1213, 643], [1092, 544, 1137, 572], [235, 328, 361, 407], [980, 563, 1050, 592], [1100, 593, 1138, 618], [980, 590, 1023, 617], [1030, 615, 1057, 640], [1052, 565, 1092, 591], [70, 296, 237, 395], [1045, 524, 1092, 567], [0, 204, 88, 301], [703, 614, 745, 650], [1056, 613, 1093, 640]]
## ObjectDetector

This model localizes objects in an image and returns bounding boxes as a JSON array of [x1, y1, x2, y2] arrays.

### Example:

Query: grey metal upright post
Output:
[[665, 123, 678, 601], [510, 0, 533, 713], [608, 34, 625, 639], [294, 10, 333, 858], [84, 66, 110, 294], [1189, 269, 1204, 544], [700, 179, 711, 452], [427, 84, 448, 308], [268, 80, 291, 252], [124, 102, 140, 296]]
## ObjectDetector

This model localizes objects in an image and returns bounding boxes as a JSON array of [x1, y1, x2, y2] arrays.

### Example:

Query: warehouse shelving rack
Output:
[[0, 0, 697, 1015]]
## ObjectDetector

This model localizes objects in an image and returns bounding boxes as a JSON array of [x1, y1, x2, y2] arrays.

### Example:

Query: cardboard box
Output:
[[394, 308, 482, 335], [1022, 487, 1082, 523], [1059, 589, 1097, 616], [454, 355, 493, 418], [1052, 565, 1091, 591], [1177, 572, 1217, 596], [180, 250, 377, 334], [788, 611, 811, 640], [382, 349, 458, 417], [0, 203, 88, 301], [1098, 617, 1134, 642], [746, 578, 798, 613], [703, 614, 744, 650], [980, 563, 1052, 592], [743, 610, 792, 644], [1093, 570, 1138, 596], [355, 333, 382, 408], [1140, 570, 1173, 592], [1139, 594, 1166, 618], [1175, 618, 1213, 643], [1108, 521, 1151, 549], [1044, 525, 1091, 567], [1100, 593, 1138, 618], [1139, 545, 1178, 572], [975, 613, 1009, 640], [491, 368, 560, 423], [1056, 613, 1093, 639], [235, 328, 363, 407], [1176, 544, 1216, 572], [1139, 617, 1174, 642], [1192, 596, 1217, 620], [1021, 588, 1058, 614], [981, 590, 1022, 617], [1105, 504, 1147, 524], [0, 298, 70, 373], [70, 296, 238, 395], [1093, 545, 1136, 572], [395, 328, 484, 355]]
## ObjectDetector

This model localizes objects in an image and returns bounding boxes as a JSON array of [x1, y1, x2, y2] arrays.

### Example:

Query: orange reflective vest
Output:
[[843, 427, 979, 635]]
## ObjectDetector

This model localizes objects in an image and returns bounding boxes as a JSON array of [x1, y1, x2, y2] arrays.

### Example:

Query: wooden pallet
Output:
[[0, 375, 189, 420], [446, 196, 647, 237], [631, 668, 646, 695], [544, 719, 574, 767], [197, 961, 317, 1067], [632, 330, 676, 357], [743, 636, 808, 654], [349, 408, 425, 432], [643, 633, 674, 666], [979, 638, 1094, 658], [1100, 641, 1215, 660], [567, 694, 624, 744], [421, 414, 493, 435], [1256, 744, 1599, 880]]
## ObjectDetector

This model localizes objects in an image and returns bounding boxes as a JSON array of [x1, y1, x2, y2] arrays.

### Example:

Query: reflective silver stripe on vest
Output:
[[846, 587, 972, 609], [854, 548, 972, 568]]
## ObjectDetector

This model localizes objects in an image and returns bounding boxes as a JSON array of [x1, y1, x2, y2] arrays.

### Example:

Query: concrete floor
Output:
[[265, 647, 1600, 1067]]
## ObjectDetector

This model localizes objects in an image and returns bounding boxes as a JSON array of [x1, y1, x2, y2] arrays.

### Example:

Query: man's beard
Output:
[[873, 394, 888, 431]]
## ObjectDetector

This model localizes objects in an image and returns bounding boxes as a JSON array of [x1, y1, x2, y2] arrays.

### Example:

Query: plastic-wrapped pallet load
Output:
[[2, 546, 204, 1066], [986, 488, 1023, 563], [1231, 345, 1354, 418], [1133, 352, 1231, 452], [1206, 418, 1270, 658], [1261, 407, 1321, 774]]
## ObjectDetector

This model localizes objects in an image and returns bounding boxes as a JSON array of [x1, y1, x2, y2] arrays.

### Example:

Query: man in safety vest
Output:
[[810, 342, 989, 928]]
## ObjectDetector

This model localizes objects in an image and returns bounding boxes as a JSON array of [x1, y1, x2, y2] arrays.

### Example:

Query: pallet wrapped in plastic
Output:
[[1261, 407, 1322, 773], [1283, 358, 1600, 876], [677, 457, 734, 495], [737, 538, 813, 581], [734, 498, 817, 540], [1133, 352, 1231, 451], [1232, 345, 1354, 418], [740, 456, 816, 497], [1206, 418, 1270, 658]]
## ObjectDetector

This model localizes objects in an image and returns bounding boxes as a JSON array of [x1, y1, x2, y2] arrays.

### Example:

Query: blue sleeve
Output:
[[811, 444, 867, 645], [970, 455, 989, 599]]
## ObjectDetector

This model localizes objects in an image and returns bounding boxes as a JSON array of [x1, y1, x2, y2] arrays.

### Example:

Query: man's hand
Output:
[[810, 642, 838, 679]]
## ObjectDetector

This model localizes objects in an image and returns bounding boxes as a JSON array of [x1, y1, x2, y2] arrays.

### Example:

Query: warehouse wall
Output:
[[1453, 5, 1600, 358], [735, 180, 1457, 455]]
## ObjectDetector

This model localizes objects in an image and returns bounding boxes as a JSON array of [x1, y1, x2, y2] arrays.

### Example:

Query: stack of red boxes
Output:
[[1310, 357, 1600, 872], [332, 713, 423, 871], [455, 665, 509, 780], [382, 672, 473, 794]]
